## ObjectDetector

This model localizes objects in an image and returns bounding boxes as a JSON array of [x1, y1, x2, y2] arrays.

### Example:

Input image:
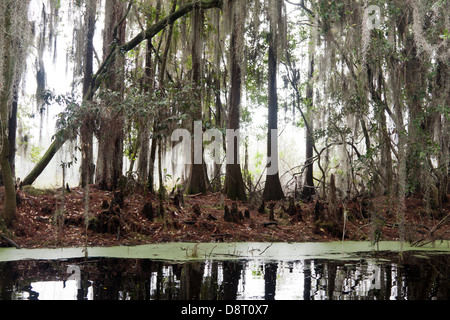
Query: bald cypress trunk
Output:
[[80, 0, 97, 187], [225, 0, 246, 201], [301, 31, 315, 200], [186, 8, 209, 195], [144, 1, 160, 192], [262, 27, 284, 201], [0, 2, 17, 225], [95, 0, 126, 191]]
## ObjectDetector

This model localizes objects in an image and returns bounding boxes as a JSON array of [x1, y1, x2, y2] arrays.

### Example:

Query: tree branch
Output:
[[86, 0, 223, 101], [285, 0, 314, 17]]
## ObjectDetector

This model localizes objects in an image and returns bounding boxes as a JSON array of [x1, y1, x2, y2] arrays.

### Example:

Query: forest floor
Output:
[[1, 185, 449, 249]]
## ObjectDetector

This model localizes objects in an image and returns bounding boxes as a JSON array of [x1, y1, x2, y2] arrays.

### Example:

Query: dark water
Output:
[[0, 252, 449, 300]]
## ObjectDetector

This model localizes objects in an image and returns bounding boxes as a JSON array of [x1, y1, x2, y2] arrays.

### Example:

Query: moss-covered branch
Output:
[[21, 130, 69, 186]]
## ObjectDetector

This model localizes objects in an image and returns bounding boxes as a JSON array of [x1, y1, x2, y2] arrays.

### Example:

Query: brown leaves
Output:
[[4, 185, 447, 249]]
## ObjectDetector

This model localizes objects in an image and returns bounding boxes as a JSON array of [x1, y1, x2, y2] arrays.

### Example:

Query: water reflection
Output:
[[0, 253, 449, 300]]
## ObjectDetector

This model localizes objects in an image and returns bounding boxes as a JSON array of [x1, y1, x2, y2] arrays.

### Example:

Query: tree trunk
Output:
[[138, 26, 156, 185], [7, 82, 18, 182], [95, 0, 126, 191], [0, 3, 16, 225], [225, 0, 246, 201], [155, 0, 176, 196], [368, 62, 393, 195], [0, 127, 16, 226], [185, 8, 208, 195], [387, 27, 408, 247], [301, 36, 315, 200], [80, 0, 97, 187], [158, 138, 165, 195], [211, 7, 223, 192], [379, 106, 393, 194], [96, 114, 124, 191], [212, 72, 223, 192], [262, 27, 284, 201], [435, 61, 449, 204], [137, 123, 150, 182], [405, 36, 425, 194], [148, 130, 158, 193]]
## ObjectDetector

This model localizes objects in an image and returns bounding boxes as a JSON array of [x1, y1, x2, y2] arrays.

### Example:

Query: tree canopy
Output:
[[0, 0, 448, 246]]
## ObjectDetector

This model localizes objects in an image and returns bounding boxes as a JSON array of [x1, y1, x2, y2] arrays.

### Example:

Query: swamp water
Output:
[[0, 241, 449, 300]]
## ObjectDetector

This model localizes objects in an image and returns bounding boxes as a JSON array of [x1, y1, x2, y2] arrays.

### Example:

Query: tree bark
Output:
[[435, 61, 449, 204], [6, 83, 18, 182], [262, 27, 284, 201], [185, 8, 209, 195], [138, 1, 163, 186], [301, 35, 315, 200], [138, 34, 155, 185], [95, 0, 126, 191], [148, 129, 158, 193], [137, 122, 150, 182], [225, 0, 246, 201], [96, 113, 124, 191], [0, 133, 16, 226], [158, 138, 165, 195], [211, 8, 224, 192], [405, 35, 425, 194], [0, 3, 16, 225], [80, 0, 97, 187]]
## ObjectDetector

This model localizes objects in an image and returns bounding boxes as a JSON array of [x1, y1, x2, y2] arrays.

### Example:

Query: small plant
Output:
[[191, 243, 200, 258], [183, 243, 200, 258]]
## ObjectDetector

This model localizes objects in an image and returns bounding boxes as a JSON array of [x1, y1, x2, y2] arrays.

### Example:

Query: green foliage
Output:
[[123, 123, 138, 162], [252, 150, 265, 177], [440, 28, 450, 40], [30, 145, 44, 164]]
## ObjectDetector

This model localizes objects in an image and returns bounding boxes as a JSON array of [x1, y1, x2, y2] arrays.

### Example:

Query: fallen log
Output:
[[0, 233, 21, 249], [21, 129, 69, 186]]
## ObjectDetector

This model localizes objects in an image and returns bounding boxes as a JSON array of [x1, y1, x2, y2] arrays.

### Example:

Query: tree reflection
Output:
[[0, 254, 449, 300], [264, 263, 277, 300], [179, 262, 204, 300], [220, 261, 243, 300]]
